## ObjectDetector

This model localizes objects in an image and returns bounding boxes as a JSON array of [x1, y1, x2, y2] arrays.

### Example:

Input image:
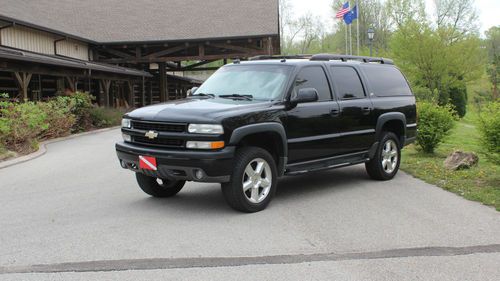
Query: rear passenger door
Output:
[[285, 65, 341, 163], [329, 66, 375, 154]]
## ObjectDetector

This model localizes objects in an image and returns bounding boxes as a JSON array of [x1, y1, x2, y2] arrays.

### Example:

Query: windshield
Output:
[[195, 64, 292, 100]]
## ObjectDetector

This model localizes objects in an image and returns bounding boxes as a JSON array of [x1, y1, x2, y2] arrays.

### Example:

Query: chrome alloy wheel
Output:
[[242, 158, 272, 204], [381, 139, 398, 174]]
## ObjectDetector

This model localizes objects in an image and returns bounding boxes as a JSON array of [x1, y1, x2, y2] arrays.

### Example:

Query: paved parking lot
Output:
[[0, 129, 499, 280]]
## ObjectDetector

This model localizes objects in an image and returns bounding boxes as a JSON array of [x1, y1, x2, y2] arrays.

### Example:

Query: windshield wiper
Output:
[[190, 93, 215, 99], [219, 94, 253, 101]]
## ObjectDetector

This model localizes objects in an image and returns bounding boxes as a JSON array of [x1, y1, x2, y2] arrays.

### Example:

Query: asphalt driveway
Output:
[[0, 129, 499, 280]]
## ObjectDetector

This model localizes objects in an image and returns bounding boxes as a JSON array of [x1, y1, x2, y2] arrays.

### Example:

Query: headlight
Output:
[[186, 141, 225, 149], [188, 124, 224, 134], [121, 118, 131, 128]]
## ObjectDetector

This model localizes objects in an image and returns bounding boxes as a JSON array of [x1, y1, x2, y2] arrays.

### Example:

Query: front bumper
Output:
[[115, 141, 235, 183]]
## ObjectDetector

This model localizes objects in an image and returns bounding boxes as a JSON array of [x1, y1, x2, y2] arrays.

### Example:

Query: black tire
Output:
[[221, 147, 278, 213], [135, 173, 186, 197], [365, 132, 401, 181]]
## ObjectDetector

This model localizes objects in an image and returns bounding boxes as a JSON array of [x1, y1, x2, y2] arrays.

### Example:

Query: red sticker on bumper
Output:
[[139, 156, 157, 171]]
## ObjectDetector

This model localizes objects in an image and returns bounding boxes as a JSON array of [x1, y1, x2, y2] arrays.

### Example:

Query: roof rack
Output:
[[248, 54, 312, 61], [310, 54, 394, 65]]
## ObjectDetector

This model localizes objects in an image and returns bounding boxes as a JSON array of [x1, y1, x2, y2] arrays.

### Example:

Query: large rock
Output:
[[444, 151, 479, 170]]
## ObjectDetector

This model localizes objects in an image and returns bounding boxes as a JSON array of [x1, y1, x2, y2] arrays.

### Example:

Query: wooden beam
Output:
[[100, 79, 111, 107], [198, 44, 205, 58], [97, 52, 268, 63], [100, 48, 134, 59], [65, 76, 76, 92], [159, 62, 166, 102], [145, 44, 191, 59], [210, 43, 262, 54], [127, 80, 134, 107], [267, 37, 274, 55], [13, 72, 32, 100]]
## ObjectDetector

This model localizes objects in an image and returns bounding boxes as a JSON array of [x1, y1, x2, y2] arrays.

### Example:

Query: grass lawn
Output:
[[401, 109, 500, 211]]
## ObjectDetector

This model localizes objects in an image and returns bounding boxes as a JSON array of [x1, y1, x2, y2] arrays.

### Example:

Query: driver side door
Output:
[[285, 65, 341, 164]]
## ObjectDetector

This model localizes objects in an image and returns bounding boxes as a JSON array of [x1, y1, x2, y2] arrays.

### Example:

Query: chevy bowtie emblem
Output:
[[145, 130, 158, 139]]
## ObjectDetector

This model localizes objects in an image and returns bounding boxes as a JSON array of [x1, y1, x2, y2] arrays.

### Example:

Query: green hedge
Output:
[[478, 102, 500, 164], [416, 102, 456, 153], [0, 92, 124, 155]]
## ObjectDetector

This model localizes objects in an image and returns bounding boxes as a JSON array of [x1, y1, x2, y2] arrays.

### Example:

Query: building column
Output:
[[13, 72, 32, 101], [100, 79, 111, 107], [159, 62, 166, 102]]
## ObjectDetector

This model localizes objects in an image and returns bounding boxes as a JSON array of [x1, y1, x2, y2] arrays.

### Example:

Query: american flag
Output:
[[336, 2, 350, 19]]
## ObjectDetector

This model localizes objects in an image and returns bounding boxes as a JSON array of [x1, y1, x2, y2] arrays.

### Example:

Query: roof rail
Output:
[[249, 54, 312, 61], [310, 54, 394, 65]]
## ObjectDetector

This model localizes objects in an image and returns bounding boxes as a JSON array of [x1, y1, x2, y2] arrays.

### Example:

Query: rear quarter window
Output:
[[362, 65, 412, 97]]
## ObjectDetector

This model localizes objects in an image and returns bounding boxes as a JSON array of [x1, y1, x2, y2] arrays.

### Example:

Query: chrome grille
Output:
[[132, 121, 186, 133], [133, 136, 184, 148]]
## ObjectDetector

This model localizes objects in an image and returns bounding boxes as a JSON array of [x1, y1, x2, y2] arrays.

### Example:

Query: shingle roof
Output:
[[0, 0, 279, 44]]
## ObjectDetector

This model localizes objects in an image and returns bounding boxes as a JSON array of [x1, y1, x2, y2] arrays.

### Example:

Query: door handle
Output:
[[330, 109, 340, 116], [362, 107, 372, 115]]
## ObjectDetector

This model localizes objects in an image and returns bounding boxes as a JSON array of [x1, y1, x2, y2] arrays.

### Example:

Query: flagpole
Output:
[[345, 24, 348, 55], [349, 24, 352, 55], [356, 1, 360, 55]]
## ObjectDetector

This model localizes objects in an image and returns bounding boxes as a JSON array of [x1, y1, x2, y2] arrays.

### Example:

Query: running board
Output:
[[285, 151, 370, 175]]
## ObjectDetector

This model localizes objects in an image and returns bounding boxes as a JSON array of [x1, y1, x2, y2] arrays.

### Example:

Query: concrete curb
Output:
[[0, 126, 120, 170]]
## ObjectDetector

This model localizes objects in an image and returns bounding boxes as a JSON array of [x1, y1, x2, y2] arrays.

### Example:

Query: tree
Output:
[[485, 26, 500, 100], [433, 0, 479, 40], [386, 0, 427, 28]]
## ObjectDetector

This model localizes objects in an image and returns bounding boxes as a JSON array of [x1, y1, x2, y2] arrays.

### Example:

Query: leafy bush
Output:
[[0, 101, 48, 153], [0, 92, 123, 156], [416, 102, 456, 153], [90, 106, 125, 128], [66, 92, 94, 132], [478, 102, 500, 164], [38, 97, 76, 139]]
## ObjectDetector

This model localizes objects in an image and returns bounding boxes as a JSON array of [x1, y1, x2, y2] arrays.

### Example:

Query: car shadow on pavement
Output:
[[275, 165, 372, 199], [128, 165, 374, 215]]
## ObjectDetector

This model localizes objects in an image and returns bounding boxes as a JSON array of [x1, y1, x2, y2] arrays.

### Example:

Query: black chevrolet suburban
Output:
[[116, 54, 417, 212]]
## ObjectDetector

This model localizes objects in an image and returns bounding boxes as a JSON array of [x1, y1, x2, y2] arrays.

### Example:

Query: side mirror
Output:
[[291, 88, 319, 104], [188, 87, 199, 96]]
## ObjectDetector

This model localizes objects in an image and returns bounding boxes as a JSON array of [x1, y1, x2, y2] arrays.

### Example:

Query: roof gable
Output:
[[0, 0, 279, 43]]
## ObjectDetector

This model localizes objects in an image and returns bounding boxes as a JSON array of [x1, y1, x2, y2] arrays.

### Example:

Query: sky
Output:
[[289, 0, 500, 35]]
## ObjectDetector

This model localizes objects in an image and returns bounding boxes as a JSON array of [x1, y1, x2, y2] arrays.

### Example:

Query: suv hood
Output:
[[126, 98, 274, 123]]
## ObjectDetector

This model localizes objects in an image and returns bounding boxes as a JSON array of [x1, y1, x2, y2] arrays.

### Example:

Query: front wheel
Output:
[[136, 173, 186, 197], [221, 147, 278, 213], [365, 132, 401, 180]]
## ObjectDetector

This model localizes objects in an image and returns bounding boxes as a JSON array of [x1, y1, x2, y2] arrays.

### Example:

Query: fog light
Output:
[[194, 169, 204, 180], [122, 133, 131, 142]]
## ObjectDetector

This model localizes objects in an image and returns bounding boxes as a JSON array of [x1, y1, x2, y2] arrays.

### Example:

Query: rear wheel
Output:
[[365, 132, 401, 180], [135, 173, 185, 197], [221, 147, 277, 213]]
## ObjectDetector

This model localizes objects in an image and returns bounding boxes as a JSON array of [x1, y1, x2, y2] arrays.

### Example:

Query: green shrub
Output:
[[0, 101, 48, 153], [448, 81, 468, 118], [38, 97, 76, 140], [66, 92, 94, 132], [478, 102, 500, 164], [90, 107, 125, 128], [416, 102, 456, 153]]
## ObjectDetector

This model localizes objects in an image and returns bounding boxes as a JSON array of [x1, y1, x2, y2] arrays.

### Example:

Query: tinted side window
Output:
[[294, 66, 332, 101], [362, 65, 412, 96], [330, 66, 365, 99]]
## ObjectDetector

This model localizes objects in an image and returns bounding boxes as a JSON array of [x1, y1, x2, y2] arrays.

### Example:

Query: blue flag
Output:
[[343, 5, 358, 25]]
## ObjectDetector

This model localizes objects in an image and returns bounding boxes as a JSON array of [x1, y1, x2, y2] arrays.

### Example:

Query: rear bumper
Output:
[[115, 141, 235, 183]]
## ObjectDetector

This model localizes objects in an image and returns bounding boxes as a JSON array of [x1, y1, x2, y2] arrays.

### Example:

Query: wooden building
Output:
[[0, 0, 280, 107]]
